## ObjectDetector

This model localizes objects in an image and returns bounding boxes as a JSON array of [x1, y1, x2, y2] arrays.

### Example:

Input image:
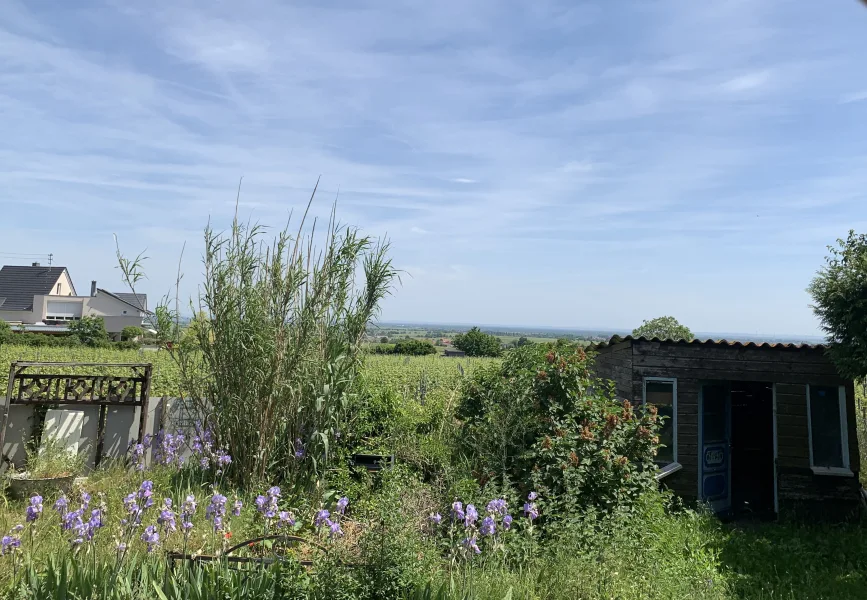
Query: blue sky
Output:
[[2, 0, 867, 336]]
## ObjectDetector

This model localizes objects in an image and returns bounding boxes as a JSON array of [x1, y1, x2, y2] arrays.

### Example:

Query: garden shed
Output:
[[592, 336, 860, 518]]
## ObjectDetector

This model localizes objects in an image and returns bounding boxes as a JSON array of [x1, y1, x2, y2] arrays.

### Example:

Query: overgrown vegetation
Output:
[[458, 342, 661, 518]]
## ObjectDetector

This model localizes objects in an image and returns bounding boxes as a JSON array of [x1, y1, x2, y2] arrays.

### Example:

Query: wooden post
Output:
[[94, 404, 108, 468], [0, 363, 19, 470], [137, 365, 152, 444]]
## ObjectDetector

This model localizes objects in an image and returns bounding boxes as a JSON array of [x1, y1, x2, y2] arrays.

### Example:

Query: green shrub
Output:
[[392, 339, 437, 356], [457, 343, 660, 517], [121, 325, 144, 341], [69, 316, 110, 347], [0, 319, 11, 344]]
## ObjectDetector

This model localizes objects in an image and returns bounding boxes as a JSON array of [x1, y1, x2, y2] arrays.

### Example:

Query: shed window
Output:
[[643, 378, 676, 464], [807, 385, 849, 474]]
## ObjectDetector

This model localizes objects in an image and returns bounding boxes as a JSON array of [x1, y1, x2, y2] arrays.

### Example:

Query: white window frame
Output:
[[643, 377, 677, 464], [806, 384, 852, 476]]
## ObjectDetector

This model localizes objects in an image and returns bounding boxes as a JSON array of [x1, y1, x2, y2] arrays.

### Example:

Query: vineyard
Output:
[[0, 345, 490, 399]]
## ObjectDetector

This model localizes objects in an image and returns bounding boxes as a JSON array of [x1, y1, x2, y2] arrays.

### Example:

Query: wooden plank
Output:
[[633, 354, 838, 377], [777, 445, 810, 460], [632, 342, 830, 364], [633, 366, 842, 386], [776, 383, 807, 396], [777, 455, 809, 468], [775, 403, 806, 417], [776, 414, 808, 430]]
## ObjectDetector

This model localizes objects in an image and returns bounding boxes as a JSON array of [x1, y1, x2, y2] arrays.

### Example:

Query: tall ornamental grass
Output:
[[118, 191, 398, 491]]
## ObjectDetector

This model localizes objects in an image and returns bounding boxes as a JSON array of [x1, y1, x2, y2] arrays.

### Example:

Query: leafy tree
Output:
[[808, 230, 867, 378], [121, 326, 144, 341], [515, 336, 531, 347], [380, 336, 389, 344], [631, 316, 694, 341], [68, 316, 110, 347], [391, 339, 437, 356], [0, 319, 11, 345], [453, 327, 502, 357]]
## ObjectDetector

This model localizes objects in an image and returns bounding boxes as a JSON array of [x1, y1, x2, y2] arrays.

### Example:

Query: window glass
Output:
[[810, 386, 844, 468], [646, 381, 674, 463]]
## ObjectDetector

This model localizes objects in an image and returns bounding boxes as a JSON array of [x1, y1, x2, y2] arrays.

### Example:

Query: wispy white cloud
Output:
[[0, 0, 865, 334], [840, 90, 867, 104]]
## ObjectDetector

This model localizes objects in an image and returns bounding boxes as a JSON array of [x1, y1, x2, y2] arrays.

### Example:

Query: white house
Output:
[[0, 263, 149, 340]]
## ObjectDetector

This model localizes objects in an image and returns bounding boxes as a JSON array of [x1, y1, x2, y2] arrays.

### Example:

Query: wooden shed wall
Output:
[[591, 340, 633, 400], [593, 339, 860, 510]]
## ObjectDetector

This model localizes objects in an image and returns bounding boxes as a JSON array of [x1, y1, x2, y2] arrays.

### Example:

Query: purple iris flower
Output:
[[328, 520, 343, 537], [480, 516, 496, 536], [206, 493, 228, 531], [314, 509, 331, 528], [464, 504, 479, 527], [181, 495, 196, 532], [278, 511, 295, 529], [336, 497, 349, 514], [503, 515, 513, 530], [429, 513, 443, 525], [462, 536, 481, 554], [25, 494, 43, 523], [486, 498, 507, 515], [141, 525, 160, 552]]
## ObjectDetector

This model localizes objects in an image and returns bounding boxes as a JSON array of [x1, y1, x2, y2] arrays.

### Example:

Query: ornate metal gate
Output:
[[0, 362, 153, 468]]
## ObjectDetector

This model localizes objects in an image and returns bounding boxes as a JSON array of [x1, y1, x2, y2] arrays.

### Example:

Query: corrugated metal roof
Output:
[[591, 335, 827, 351], [0, 266, 68, 311]]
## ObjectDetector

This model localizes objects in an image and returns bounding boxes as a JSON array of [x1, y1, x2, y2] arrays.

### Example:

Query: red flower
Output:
[[225, 532, 232, 539]]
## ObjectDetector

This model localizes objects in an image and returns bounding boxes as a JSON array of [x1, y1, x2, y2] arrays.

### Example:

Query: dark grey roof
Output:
[[591, 335, 827, 352], [0, 266, 69, 311], [112, 292, 147, 312], [96, 289, 151, 314]]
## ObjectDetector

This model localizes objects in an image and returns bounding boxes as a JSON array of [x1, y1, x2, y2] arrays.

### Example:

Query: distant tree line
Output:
[[372, 338, 437, 356]]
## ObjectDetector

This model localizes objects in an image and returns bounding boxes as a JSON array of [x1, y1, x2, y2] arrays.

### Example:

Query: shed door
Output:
[[700, 383, 731, 513]]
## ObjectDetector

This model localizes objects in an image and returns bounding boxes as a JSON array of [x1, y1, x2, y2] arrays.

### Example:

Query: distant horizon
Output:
[[371, 320, 827, 342]]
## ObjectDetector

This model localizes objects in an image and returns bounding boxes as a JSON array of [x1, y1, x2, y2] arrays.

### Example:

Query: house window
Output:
[[56, 283, 61, 294], [643, 378, 677, 464], [807, 385, 850, 474]]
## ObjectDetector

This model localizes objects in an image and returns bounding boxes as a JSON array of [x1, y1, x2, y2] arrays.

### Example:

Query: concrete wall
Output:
[[0, 310, 31, 324], [1, 397, 196, 474]]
